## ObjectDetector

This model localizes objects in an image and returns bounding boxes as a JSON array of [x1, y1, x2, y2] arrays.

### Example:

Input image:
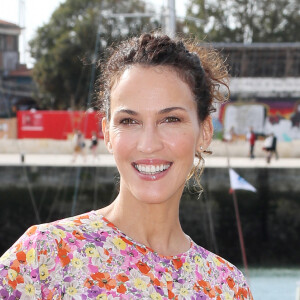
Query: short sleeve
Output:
[[0, 225, 60, 299]]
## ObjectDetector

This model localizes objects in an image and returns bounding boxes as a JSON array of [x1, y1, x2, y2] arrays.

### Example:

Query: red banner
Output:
[[17, 110, 104, 139]]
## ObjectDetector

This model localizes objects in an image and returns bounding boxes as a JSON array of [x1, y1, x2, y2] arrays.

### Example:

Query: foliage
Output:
[[29, 0, 159, 109], [184, 0, 300, 43]]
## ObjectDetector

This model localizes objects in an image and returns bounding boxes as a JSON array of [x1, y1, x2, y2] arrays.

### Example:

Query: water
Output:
[[249, 268, 300, 300]]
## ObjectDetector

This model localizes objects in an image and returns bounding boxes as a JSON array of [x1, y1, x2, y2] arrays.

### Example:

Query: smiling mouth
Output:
[[132, 163, 172, 175]]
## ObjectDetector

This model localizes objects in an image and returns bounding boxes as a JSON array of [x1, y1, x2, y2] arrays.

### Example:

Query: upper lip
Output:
[[133, 159, 172, 165]]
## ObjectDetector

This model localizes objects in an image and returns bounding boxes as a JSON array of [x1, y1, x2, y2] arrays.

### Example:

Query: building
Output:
[[0, 19, 37, 119], [212, 43, 300, 141], [0, 19, 21, 74]]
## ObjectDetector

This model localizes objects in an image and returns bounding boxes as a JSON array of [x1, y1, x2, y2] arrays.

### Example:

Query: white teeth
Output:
[[134, 163, 171, 175]]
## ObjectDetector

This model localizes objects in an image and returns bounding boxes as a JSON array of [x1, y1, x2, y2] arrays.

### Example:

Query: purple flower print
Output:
[[154, 286, 165, 296], [0, 265, 8, 277], [87, 286, 102, 298], [193, 292, 208, 300], [0, 289, 9, 299], [83, 232, 106, 247], [198, 247, 209, 259], [8, 290, 21, 300]]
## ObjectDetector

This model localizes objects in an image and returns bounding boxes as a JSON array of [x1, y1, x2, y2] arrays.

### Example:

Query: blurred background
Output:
[[0, 0, 299, 299]]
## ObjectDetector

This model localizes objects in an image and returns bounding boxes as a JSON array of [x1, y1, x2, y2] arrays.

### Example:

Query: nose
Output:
[[136, 124, 164, 154]]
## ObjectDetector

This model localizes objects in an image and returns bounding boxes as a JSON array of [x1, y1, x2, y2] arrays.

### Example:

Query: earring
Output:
[[107, 142, 113, 153], [200, 146, 203, 150]]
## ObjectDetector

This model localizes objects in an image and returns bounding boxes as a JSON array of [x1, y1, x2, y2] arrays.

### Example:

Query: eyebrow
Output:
[[115, 106, 187, 116]]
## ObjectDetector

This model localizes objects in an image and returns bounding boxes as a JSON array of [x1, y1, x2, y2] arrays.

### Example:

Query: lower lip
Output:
[[132, 164, 172, 181]]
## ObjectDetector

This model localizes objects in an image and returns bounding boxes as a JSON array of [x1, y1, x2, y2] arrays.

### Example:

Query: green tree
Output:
[[184, 0, 300, 43], [30, 0, 159, 109]]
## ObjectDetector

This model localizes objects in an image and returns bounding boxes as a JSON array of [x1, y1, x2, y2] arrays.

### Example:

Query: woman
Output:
[[0, 33, 253, 299]]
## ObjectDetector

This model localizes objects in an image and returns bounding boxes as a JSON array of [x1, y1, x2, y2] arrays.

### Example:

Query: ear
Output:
[[197, 116, 213, 152], [102, 117, 113, 153]]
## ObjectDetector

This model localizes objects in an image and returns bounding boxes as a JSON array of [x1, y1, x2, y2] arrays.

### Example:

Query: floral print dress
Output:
[[0, 211, 253, 299]]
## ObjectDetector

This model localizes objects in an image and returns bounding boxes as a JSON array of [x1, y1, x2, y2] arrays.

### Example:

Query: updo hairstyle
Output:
[[97, 32, 229, 123]]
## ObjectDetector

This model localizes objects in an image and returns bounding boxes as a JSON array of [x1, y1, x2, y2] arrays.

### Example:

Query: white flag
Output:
[[229, 168, 256, 192]]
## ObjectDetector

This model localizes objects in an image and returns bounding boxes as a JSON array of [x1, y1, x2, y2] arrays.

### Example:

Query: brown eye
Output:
[[120, 118, 138, 125], [164, 116, 180, 123]]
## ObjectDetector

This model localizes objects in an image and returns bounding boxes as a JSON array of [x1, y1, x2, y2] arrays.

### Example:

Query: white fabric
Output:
[[264, 136, 273, 148], [229, 168, 257, 192]]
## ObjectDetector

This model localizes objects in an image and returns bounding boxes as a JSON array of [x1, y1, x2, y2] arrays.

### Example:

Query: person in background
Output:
[[89, 131, 99, 161], [267, 133, 279, 163], [263, 133, 278, 163], [0, 32, 253, 299], [247, 127, 256, 159], [223, 126, 236, 142], [71, 129, 86, 162]]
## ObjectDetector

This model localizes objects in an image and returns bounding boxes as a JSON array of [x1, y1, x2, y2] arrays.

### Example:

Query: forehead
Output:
[[110, 66, 196, 111]]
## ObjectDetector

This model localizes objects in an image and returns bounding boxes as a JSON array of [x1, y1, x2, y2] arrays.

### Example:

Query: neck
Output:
[[99, 189, 190, 256]]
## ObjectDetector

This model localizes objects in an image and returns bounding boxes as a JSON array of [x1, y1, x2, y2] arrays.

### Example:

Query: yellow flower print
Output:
[[91, 221, 103, 229], [25, 284, 35, 296], [134, 278, 147, 291], [8, 269, 18, 281], [150, 292, 162, 300], [61, 221, 75, 227], [26, 248, 35, 265], [113, 237, 126, 250], [213, 256, 221, 267], [0, 251, 10, 262], [71, 257, 83, 268], [183, 262, 192, 272], [225, 292, 234, 300], [164, 272, 173, 281], [39, 264, 49, 280], [194, 255, 204, 267], [179, 287, 189, 296], [96, 294, 108, 300], [66, 286, 78, 296], [52, 228, 66, 239], [85, 247, 100, 257]]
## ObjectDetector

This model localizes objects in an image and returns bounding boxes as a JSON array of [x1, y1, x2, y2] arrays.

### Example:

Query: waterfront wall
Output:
[[1, 139, 300, 157], [0, 165, 299, 267]]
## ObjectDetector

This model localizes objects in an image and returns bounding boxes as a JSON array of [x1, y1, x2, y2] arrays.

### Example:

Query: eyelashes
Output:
[[119, 116, 181, 125], [119, 118, 138, 125], [164, 116, 180, 123]]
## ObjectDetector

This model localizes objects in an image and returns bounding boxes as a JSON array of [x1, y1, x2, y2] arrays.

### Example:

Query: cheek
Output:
[[110, 129, 136, 156], [163, 130, 197, 158]]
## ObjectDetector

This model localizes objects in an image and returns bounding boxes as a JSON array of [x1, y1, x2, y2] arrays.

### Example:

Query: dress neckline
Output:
[[92, 210, 195, 260]]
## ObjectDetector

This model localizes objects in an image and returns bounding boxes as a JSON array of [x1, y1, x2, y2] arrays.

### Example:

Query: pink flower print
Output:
[[120, 248, 139, 268], [154, 265, 165, 280], [217, 265, 230, 283], [120, 248, 138, 261], [64, 233, 83, 250]]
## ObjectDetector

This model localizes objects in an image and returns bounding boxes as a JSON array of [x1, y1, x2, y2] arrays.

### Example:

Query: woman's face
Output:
[[103, 66, 212, 205]]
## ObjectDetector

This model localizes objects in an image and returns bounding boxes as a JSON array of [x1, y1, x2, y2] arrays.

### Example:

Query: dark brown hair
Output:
[[97, 32, 229, 122]]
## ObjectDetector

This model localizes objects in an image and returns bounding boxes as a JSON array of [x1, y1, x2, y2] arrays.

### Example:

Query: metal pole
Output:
[[232, 189, 249, 279], [226, 145, 249, 279], [166, 0, 176, 38]]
